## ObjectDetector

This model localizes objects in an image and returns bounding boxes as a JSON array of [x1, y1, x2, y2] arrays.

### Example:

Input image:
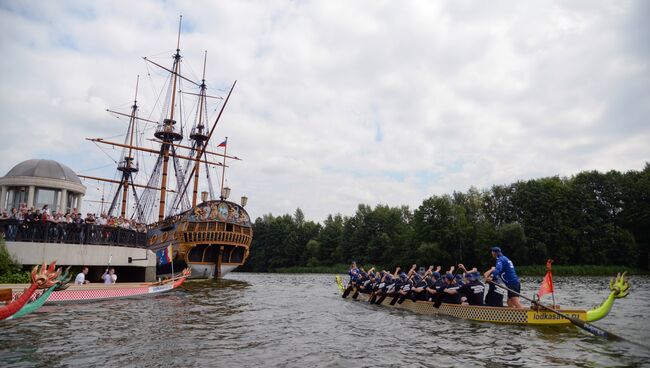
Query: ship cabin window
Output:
[[222, 245, 233, 263], [234, 225, 241, 233], [208, 222, 216, 231], [198, 222, 207, 231], [226, 223, 233, 232], [203, 245, 219, 263], [230, 247, 245, 263], [243, 228, 251, 236], [217, 222, 225, 231], [188, 223, 196, 231], [188, 244, 208, 262]]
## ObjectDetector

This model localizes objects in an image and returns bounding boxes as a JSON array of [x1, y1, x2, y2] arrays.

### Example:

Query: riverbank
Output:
[[271, 264, 649, 276]]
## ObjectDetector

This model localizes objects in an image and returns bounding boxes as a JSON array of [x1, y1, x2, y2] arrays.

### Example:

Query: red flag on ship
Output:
[[537, 259, 554, 299]]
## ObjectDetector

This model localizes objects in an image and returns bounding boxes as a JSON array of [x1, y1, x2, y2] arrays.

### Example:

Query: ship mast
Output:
[[94, 75, 141, 219], [190, 51, 209, 207], [84, 16, 242, 224], [154, 15, 185, 221], [119, 75, 140, 217]]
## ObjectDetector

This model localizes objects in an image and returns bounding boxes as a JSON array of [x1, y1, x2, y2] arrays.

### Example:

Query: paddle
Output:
[[342, 285, 354, 299], [342, 266, 364, 299], [487, 280, 625, 341], [352, 267, 371, 299], [373, 267, 400, 305], [351, 289, 360, 299], [432, 265, 466, 308], [375, 289, 390, 305], [102, 254, 113, 284], [407, 266, 435, 303], [390, 264, 419, 305], [388, 283, 403, 305], [432, 285, 447, 308]]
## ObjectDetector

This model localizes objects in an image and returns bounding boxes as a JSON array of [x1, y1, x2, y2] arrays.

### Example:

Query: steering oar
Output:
[[487, 280, 625, 341]]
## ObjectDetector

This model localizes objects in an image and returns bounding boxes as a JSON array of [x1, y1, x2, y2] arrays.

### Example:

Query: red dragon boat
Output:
[[1, 268, 190, 307]]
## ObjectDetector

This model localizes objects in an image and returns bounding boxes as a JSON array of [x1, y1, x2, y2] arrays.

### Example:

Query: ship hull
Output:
[[148, 199, 253, 280], [156, 258, 240, 279]]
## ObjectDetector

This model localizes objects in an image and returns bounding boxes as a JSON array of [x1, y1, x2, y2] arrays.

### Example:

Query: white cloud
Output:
[[0, 0, 648, 222]]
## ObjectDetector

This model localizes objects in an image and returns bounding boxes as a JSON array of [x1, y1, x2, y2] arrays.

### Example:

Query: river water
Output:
[[1, 274, 649, 367]]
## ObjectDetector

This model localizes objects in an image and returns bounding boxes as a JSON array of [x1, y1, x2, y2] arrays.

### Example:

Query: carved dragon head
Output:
[[609, 272, 630, 299], [30, 261, 62, 289], [54, 266, 73, 291]]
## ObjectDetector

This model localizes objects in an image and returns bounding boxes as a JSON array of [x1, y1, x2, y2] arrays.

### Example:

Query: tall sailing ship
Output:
[[80, 17, 251, 279]]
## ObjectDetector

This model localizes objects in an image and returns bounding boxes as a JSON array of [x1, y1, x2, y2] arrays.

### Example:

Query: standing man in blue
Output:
[[489, 246, 523, 308]]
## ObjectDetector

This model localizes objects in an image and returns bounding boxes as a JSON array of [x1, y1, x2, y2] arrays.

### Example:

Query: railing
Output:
[[0, 219, 147, 248]]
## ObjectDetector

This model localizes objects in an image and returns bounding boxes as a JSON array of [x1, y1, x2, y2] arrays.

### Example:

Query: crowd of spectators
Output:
[[0, 203, 147, 233]]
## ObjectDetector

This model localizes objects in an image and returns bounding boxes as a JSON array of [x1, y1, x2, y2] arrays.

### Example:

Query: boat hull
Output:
[[4, 278, 186, 305], [345, 290, 588, 326], [157, 262, 238, 279]]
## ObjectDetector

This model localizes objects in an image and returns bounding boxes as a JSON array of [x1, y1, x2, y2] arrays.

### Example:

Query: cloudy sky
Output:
[[0, 1, 648, 222]]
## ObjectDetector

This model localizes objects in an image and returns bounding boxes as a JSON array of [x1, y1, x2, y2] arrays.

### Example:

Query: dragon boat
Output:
[[0, 262, 62, 321], [1, 268, 190, 307], [335, 273, 630, 326]]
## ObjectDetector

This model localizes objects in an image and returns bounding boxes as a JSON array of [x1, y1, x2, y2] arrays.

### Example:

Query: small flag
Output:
[[537, 259, 554, 299], [157, 244, 173, 265], [217, 139, 227, 148]]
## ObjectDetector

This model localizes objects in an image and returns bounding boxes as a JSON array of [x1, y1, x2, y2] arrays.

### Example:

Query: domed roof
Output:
[[3, 159, 82, 184]]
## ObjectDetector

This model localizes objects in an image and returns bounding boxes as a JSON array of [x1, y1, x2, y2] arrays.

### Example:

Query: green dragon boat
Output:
[[336, 273, 630, 326]]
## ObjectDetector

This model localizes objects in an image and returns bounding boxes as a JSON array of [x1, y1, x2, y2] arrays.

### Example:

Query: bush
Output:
[[0, 236, 30, 283]]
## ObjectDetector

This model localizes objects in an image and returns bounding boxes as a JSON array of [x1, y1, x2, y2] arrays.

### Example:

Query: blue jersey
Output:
[[349, 268, 360, 282], [492, 255, 519, 285]]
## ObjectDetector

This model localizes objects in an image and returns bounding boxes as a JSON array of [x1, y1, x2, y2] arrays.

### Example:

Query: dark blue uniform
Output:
[[441, 282, 461, 304], [458, 279, 485, 306], [484, 282, 505, 307]]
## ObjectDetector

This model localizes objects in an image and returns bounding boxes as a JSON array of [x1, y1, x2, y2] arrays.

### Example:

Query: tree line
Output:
[[241, 164, 650, 272]]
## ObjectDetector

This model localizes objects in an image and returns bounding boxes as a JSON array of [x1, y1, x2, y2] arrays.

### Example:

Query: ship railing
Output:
[[0, 219, 147, 248]]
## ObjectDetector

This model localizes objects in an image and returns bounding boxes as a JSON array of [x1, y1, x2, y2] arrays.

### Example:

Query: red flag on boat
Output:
[[217, 139, 227, 148], [537, 259, 554, 299]]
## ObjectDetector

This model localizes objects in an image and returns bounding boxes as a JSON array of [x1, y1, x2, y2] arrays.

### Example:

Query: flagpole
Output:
[[551, 273, 556, 308], [220, 137, 228, 198], [170, 243, 175, 278], [548, 259, 555, 308]]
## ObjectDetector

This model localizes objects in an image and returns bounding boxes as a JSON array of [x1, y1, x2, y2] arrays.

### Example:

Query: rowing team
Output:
[[343, 246, 524, 308]]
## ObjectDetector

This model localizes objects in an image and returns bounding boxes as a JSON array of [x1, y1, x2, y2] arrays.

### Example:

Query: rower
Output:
[[410, 266, 433, 301], [454, 274, 464, 286], [425, 271, 443, 301], [371, 268, 398, 303], [360, 268, 376, 294], [440, 273, 462, 304], [395, 271, 411, 298], [483, 267, 505, 307], [456, 271, 485, 306], [348, 261, 360, 285], [342, 261, 361, 298], [490, 246, 523, 308]]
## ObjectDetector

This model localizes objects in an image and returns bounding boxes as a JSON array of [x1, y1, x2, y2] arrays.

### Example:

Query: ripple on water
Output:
[[1, 274, 650, 367]]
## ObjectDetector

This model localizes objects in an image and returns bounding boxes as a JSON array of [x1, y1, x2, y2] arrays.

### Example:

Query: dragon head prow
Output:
[[609, 271, 630, 299], [30, 261, 62, 289], [55, 266, 73, 291]]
